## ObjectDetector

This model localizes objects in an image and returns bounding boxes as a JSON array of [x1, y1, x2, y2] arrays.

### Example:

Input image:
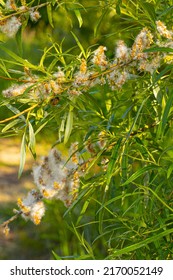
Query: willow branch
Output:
[[0, 103, 38, 124], [0, 210, 22, 229], [0, 1, 53, 21]]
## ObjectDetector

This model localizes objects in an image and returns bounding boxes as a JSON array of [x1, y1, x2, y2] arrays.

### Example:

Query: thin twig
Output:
[[0, 75, 35, 83], [0, 210, 22, 228], [0, 103, 38, 124], [0, 2, 52, 21]]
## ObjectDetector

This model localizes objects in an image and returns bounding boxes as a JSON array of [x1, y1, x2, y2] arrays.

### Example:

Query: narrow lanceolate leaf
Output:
[[116, 0, 122, 15], [16, 27, 23, 56], [52, 251, 62, 260], [47, 3, 54, 28], [157, 89, 173, 138], [71, 32, 86, 58], [6, 104, 25, 121], [110, 228, 173, 257], [2, 119, 22, 133], [64, 106, 74, 144], [94, 9, 108, 37], [74, 9, 83, 27], [153, 65, 173, 84], [18, 133, 26, 178], [121, 165, 160, 186], [106, 138, 123, 188], [28, 122, 36, 158], [144, 47, 173, 53], [0, 45, 37, 69], [167, 163, 173, 179], [139, 1, 156, 22]]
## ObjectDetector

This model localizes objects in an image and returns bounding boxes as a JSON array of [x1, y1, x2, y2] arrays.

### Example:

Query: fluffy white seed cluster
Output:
[[156, 20, 173, 39], [115, 40, 131, 63], [72, 59, 90, 93], [17, 190, 45, 225], [33, 147, 80, 207], [2, 68, 65, 99], [0, 0, 42, 38], [2, 20, 173, 98], [17, 144, 81, 224], [92, 46, 108, 68], [2, 82, 33, 98], [131, 27, 153, 60], [0, 16, 21, 37], [5, 0, 17, 10], [29, 9, 41, 22]]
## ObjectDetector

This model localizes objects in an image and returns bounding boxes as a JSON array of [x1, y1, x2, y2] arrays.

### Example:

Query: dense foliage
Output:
[[0, 0, 173, 259]]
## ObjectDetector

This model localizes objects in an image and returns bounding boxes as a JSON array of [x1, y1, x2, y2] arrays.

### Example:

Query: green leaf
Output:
[[110, 228, 173, 257], [52, 251, 62, 260], [28, 122, 36, 158], [35, 119, 50, 135], [94, 9, 108, 37], [77, 199, 90, 225], [64, 106, 74, 144], [47, 57, 59, 72], [71, 31, 86, 58], [121, 165, 160, 186], [139, 1, 156, 22], [18, 133, 26, 178], [0, 45, 37, 69], [157, 89, 173, 138], [106, 138, 123, 187], [16, 27, 23, 56], [2, 119, 22, 133], [116, 0, 122, 15], [126, 95, 150, 139], [167, 163, 173, 179], [47, 3, 54, 28], [0, 60, 11, 77], [39, 46, 54, 69], [85, 149, 105, 174], [6, 104, 26, 122], [51, 0, 57, 6], [144, 47, 173, 53], [158, 6, 173, 18], [153, 65, 173, 84], [74, 9, 83, 27]]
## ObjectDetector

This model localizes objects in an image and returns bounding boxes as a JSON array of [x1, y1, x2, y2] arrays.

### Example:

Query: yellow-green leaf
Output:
[[64, 106, 74, 144], [74, 9, 83, 27], [28, 122, 36, 158], [47, 3, 54, 28], [18, 133, 26, 178]]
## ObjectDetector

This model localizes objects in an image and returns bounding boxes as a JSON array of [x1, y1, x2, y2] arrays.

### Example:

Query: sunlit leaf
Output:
[[121, 165, 161, 186], [144, 47, 173, 53], [16, 27, 23, 56], [18, 133, 26, 178], [2, 118, 22, 133], [0, 45, 37, 69], [74, 9, 83, 28], [94, 9, 108, 37], [110, 228, 173, 257], [139, 1, 156, 22], [47, 3, 54, 28], [71, 31, 86, 58], [28, 122, 36, 158], [167, 163, 173, 179], [106, 138, 123, 187], [52, 251, 62, 260], [64, 106, 74, 144], [157, 89, 173, 138]]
